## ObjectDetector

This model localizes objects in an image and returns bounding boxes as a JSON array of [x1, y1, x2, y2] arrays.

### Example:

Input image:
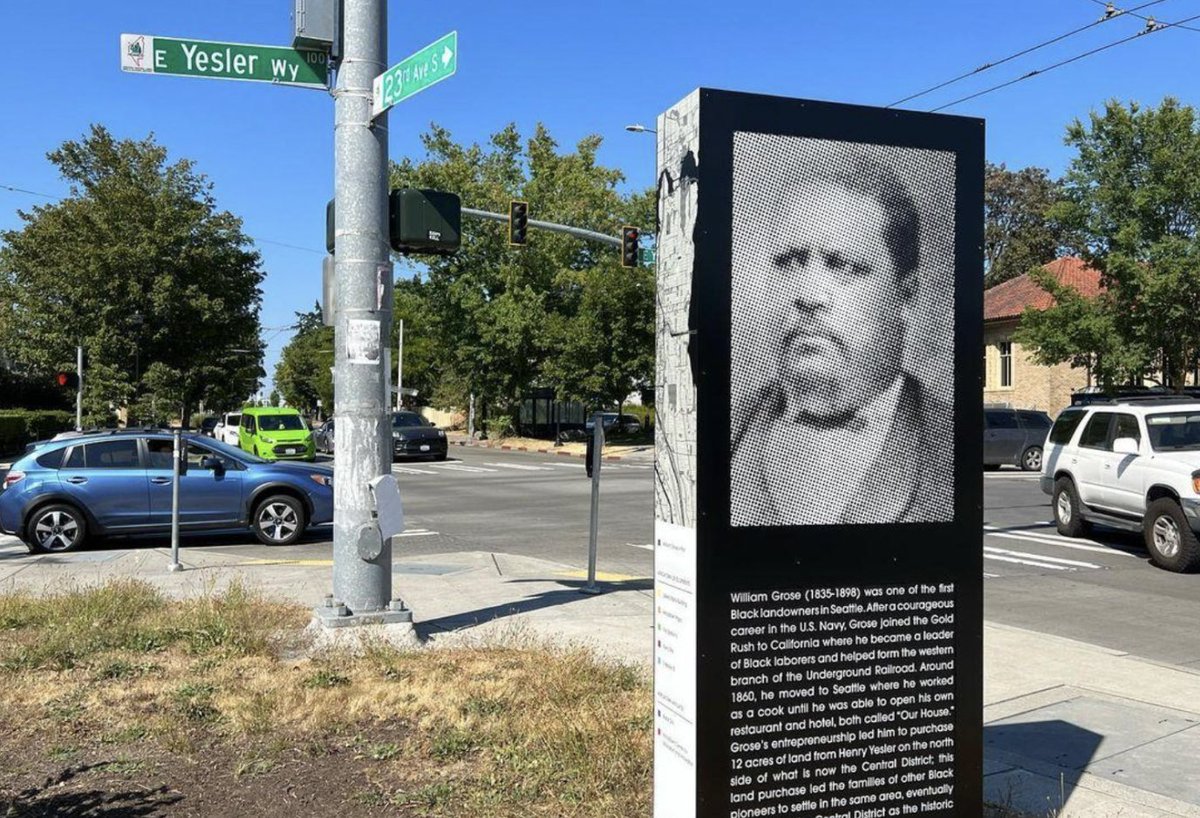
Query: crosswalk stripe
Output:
[[427, 463, 497, 473], [983, 552, 1073, 570], [984, 545, 1103, 569], [393, 466, 439, 475], [542, 461, 584, 468], [396, 529, 438, 537], [627, 542, 654, 551], [985, 530, 1138, 558], [984, 572, 1001, 578], [482, 462, 555, 471]]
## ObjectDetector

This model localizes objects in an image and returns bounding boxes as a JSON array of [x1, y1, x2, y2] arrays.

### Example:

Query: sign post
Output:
[[652, 89, 984, 817]]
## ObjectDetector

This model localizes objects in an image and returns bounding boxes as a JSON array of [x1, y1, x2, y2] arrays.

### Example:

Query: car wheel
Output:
[[26, 503, 87, 553], [435, 452, 447, 461], [1053, 477, 1091, 538], [1021, 446, 1043, 472], [1143, 498, 1200, 572], [252, 494, 306, 546]]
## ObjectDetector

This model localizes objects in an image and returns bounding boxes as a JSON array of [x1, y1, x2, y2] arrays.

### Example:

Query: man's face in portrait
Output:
[[762, 180, 913, 422]]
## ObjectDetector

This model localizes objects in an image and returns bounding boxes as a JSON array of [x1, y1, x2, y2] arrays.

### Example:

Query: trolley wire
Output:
[[929, 12, 1200, 112], [1084, 0, 1200, 32], [887, 0, 1169, 107]]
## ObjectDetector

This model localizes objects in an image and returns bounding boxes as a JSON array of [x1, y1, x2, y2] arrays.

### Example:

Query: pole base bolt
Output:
[[388, 599, 407, 612]]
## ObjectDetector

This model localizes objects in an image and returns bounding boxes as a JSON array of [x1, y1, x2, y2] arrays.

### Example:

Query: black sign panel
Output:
[[653, 89, 983, 818]]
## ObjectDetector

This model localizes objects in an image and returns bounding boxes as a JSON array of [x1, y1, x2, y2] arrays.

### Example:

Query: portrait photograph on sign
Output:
[[728, 135, 956, 527]]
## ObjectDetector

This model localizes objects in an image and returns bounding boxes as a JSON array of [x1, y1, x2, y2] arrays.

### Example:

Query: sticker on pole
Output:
[[347, 319, 381, 365]]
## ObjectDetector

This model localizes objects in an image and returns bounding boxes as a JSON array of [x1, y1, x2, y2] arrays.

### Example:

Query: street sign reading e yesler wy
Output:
[[121, 33, 328, 89], [372, 31, 457, 118]]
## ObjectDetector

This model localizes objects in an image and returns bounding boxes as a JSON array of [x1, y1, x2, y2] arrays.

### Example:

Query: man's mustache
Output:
[[778, 325, 846, 357]]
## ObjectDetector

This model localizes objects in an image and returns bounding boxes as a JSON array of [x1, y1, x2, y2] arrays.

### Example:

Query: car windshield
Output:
[[1146, 412, 1200, 451], [201, 436, 266, 463], [392, 412, 424, 428], [257, 415, 305, 432]]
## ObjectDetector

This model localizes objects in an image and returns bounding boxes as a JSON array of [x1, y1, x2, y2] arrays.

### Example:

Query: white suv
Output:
[[1042, 398, 1200, 572], [214, 412, 241, 447]]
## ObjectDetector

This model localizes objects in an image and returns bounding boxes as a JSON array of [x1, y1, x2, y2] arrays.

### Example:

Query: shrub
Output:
[[0, 409, 76, 454]]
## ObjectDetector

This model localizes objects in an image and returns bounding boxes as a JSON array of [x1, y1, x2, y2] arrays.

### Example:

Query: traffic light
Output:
[[621, 226, 639, 268], [55, 371, 79, 389], [509, 200, 528, 245]]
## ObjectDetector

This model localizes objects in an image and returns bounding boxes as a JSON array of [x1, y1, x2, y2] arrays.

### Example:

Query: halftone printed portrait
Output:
[[729, 135, 956, 528]]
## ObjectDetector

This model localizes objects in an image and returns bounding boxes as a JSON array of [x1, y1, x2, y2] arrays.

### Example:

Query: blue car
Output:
[[0, 430, 333, 553]]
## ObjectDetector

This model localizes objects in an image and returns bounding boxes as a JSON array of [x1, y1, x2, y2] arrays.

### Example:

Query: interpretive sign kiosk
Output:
[[652, 89, 983, 818]]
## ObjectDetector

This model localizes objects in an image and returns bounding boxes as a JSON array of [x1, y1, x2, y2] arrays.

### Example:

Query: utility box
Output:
[[292, 0, 336, 50], [389, 189, 461, 255]]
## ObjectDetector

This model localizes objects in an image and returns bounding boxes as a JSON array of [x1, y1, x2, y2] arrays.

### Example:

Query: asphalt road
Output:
[[4, 443, 1198, 668], [384, 448, 1200, 669]]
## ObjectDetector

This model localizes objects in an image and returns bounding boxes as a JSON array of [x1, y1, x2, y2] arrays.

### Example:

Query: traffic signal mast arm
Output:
[[462, 206, 644, 248]]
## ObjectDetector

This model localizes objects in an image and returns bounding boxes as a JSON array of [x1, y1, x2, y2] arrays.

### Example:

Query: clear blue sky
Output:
[[2, 0, 1198, 397]]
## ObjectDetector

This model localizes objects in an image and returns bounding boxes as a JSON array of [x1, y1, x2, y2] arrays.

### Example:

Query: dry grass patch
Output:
[[0, 580, 651, 817]]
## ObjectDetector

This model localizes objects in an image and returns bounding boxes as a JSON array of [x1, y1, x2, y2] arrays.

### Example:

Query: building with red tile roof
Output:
[[983, 257, 1102, 416]]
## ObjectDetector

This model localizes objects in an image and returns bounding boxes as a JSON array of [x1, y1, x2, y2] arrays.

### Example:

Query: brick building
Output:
[[983, 257, 1103, 416]]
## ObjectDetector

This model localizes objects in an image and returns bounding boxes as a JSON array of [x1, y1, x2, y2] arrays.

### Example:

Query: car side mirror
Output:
[[200, 455, 224, 474], [1112, 437, 1139, 456]]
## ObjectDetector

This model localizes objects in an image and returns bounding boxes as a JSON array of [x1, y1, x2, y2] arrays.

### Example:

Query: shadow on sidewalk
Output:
[[415, 576, 652, 640], [984, 719, 1103, 810]]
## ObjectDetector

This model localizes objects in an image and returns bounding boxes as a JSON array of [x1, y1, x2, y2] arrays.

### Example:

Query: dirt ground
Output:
[[0, 723, 441, 818]]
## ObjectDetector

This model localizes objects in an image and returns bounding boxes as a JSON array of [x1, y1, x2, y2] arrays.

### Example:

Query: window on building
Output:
[[999, 341, 1013, 387]]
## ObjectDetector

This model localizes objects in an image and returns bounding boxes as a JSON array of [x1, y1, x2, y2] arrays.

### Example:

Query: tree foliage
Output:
[[1016, 98, 1200, 389], [382, 123, 654, 417], [0, 125, 265, 423], [984, 162, 1067, 289], [274, 304, 332, 416]]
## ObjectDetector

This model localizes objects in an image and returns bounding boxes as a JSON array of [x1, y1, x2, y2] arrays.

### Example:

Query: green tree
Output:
[[389, 123, 653, 421], [1017, 98, 1200, 389], [274, 304, 333, 415], [984, 162, 1067, 289], [0, 125, 265, 424]]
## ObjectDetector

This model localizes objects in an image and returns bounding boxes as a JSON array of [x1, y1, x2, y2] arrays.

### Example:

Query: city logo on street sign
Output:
[[372, 31, 457, 118], [121, 34, 328, 89]]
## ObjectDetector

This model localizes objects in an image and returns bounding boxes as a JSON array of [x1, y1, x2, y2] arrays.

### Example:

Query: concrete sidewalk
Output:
[[1, 536, 1197, 817]]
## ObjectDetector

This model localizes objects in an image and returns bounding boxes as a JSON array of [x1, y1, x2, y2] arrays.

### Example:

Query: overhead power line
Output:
[[0, 183, 59, 199], [887, 0, 1168, 107], [929, 12, 1200, 112], [0, 180, 324, 255], [1085, 0, 1200, 32]]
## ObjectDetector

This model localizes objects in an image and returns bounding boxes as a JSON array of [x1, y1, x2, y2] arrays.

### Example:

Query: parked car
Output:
[[313, 419, 335, 454], [0, 429, 333, 553], [199, 416, 220, 437], [584, 412, 643, 435], [1041, 396, 1200, 572], [238, 406, 315, 462], [984, 407, 1052, 471], [392, 411, 447, 460], [214, 412, 242, 447]]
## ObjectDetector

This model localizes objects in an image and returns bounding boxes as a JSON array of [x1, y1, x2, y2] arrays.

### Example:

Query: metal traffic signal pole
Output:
[[329, 0, 394, 617]]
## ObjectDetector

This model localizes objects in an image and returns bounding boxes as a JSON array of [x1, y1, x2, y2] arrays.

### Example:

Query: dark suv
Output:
[[984, 407, 1053, 471], [0, 430, 333, 553]]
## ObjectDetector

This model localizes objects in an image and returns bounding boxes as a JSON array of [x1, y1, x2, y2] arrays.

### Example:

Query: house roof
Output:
[[984, 257, 1103, 322]]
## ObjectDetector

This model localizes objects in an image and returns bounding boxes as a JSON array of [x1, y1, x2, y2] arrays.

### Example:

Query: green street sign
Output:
[[121, 33, 328, 89], [372, 31, 457, 117], [639, 247, 656, 265]]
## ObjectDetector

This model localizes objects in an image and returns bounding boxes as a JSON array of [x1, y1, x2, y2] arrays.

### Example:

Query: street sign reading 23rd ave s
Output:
[[121, 33, 328, 89]]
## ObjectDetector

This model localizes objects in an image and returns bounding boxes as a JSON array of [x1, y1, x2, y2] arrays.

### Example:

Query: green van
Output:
[[238, 406, 316, 462]]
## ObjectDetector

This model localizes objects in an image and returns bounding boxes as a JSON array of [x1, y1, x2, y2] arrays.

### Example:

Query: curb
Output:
[[449, 438, 625, 462]]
